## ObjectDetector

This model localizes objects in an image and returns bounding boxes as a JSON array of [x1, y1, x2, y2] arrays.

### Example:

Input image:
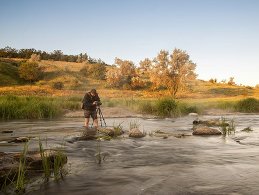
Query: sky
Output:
[[0, 0, 259, 86]]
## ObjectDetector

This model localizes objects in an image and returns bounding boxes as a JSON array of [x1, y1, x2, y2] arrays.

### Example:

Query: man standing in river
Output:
[[82, 89, 101, 128]]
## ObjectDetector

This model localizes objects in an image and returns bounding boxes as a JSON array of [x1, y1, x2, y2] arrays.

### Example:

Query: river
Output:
[[0, 114, 259, 195]]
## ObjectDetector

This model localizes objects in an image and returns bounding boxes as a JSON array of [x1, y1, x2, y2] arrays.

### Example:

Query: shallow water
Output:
[[1, 114, 259, 195]]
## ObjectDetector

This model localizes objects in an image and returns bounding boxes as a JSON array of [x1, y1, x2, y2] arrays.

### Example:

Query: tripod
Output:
[[96, 106, 107, 127]]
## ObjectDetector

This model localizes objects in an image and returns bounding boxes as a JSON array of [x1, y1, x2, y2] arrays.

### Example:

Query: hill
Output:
[[0, 58, 258, 100], [0, 61, 24, 86]]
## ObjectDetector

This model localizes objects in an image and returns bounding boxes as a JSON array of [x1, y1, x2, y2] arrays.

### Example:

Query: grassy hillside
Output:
[[0, 58, 258, 101], [0, 61, 24, 86]]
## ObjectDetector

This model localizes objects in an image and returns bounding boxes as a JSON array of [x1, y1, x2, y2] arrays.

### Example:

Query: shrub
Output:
[[18, 62, 42, 83], [156, 98, 178, 117], [52, 81, 64, 90]]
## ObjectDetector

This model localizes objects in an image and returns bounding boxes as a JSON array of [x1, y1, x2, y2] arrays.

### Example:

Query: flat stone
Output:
[[193, 125, 222, 135]]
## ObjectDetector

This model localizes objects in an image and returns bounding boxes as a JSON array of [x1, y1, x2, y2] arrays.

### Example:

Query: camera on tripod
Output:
[[94, 101, 102, 106]]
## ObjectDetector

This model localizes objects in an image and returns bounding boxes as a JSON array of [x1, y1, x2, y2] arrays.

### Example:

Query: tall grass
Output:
[[53, 150, 67, 181], [38, 138, 51, 180], [220, 117, 235, 136], [16, 142, 29, 193], [0, 95, 81, 119], [136, 98, 199, 117], [235, 98, 259, 113]]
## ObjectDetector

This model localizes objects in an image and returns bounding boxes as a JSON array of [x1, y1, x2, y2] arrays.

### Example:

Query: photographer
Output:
[[82, 89, 102, 128]]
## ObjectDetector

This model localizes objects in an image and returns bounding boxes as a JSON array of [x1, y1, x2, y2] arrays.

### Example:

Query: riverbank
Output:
[[64, 106, 247, 119]]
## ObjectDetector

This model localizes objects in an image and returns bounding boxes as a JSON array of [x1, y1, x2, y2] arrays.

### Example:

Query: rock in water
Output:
[[8, 137, 29, 143], [193, 125, 222, 135], [129, 128, 145, 138]]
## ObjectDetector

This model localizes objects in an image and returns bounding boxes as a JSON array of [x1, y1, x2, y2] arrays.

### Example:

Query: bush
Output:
[[235, 98, 259, 113], [18, 62, 42, 83], [138, 101, 156, 114], [52, 81, 64, 90], [156, 98, 178, 117]]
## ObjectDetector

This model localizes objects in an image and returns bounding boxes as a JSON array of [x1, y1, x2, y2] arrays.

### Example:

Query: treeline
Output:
[[0, 46, 106, 64]]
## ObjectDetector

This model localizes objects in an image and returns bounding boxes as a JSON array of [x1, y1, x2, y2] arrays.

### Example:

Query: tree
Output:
[[148, 49, 197, 97], [228, 77, 235, 85], [29, 54, 41, 62], [80, 63, 106, 80], [105, 58, 136, 88], [18, 62, 42, 83], [106, 67, 123, 88]]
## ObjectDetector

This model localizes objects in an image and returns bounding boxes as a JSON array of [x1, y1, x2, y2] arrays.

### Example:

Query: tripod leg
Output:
[[99, 109, 107, 127], [97, 108, 103, 127]]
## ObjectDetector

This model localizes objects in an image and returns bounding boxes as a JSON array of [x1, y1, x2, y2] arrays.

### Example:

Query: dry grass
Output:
[[0, 59, 258, 101], [39, 60, 86, 72]]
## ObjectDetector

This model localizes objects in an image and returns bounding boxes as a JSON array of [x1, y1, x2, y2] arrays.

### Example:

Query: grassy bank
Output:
[[0, 95, 80, 119], [0, 95, 258, 120], [102, 97, 259, 117]]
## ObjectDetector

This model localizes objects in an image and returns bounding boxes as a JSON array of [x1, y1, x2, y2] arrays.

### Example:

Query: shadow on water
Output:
[[1, 114, 259, 195]]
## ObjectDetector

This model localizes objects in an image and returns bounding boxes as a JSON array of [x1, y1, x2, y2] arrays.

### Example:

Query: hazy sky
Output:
[[0, 0, 258, 86]]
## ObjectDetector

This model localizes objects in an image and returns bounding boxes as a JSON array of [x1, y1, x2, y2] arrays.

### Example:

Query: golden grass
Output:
[[0, 59, 258, 101], [39, 60, 86, 72], [0, 85, 82, 96]]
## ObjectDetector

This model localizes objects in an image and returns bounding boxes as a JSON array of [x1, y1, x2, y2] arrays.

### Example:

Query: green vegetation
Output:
[[18, 62, 42, 83], [16, 142, 29, 193], [118, 98, 199, 117], [241, 126, 253, 132], [129, 120, 140, 129], [220, 117, 235, 136], [235, 98, 259, 112], [0, 62, 24, 86], [0, 95, 80, 120], [113, 122, 124, 137], [39, 138, 51, 180], [0, 46, 106, 64], [53, 150, 67, 181]]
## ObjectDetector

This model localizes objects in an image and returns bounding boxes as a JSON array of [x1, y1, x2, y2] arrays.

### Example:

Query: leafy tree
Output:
[[106, 58, 136, 88], [18, 62, 42, 83], [148, 49, 197, 97], [106, 68, 123, 88]]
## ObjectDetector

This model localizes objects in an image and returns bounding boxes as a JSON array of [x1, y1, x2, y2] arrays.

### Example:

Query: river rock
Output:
[[98, 127, 124, 137], [8, 137, 29, 143], [1, 130, 13, 134], [80, 128, 97, 140], [189, 113, 198, 116], [129, 128, 145, 138], [193, 125, 222, 135], [0, 150, 67, 187], [193, 119, 228, 127]]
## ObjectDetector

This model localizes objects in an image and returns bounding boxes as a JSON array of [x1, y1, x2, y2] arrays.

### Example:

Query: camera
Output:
[[94, 101, 102, 106]]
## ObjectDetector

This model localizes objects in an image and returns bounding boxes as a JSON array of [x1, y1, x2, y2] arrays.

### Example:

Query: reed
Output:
[[53, 150, 67, 181], [95, 137, 103, 164], [129, 120, 140, 130], [113, 122, 124, 137], [16, 142, 29, 193], [220, 117, 235, 136], [38, 138, 51, 180]]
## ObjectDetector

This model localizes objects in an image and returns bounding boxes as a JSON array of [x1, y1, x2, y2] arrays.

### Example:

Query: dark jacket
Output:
[[82, 92, 101, 110]]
